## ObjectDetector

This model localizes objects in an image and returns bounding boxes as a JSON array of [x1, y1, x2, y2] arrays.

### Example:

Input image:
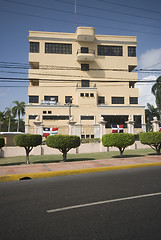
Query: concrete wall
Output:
[[0, 141, 150, 158]]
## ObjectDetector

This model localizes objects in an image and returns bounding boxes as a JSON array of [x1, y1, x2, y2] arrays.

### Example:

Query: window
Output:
[[65, 96, 72, 104], [91, 134, 94, 138], [30, 42, 39, 53], [98, 96, 105, 105], [81, 64, 89, 71], [85, 93, 89, 97], [81, 47, 88, 53], [44, 96, 58, 102], [43, 111, 47, 114], [48, 111, 52, 114], [81, 135, 85, 139], [29, 115, 38, 119], [81, 116, 94, 120], [43, 115, 69, 120], [29, 95, 39, 103], [97, 45, 122, 56], [130, 97, 138, 104], [112, 97, 124, 104], [134, 115, 141, 128], [128, 47, 136, 57], [80, 93, 84, 97], [81, 80, 90, 87], [90, 93, 94, 97], [102, 115, 128, 128], [45, 43, 72, 54]]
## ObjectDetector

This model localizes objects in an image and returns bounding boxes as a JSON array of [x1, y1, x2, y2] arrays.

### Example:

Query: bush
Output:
[[46, 135, 81, 161], [139, 132, 161, 154], [102, 133, 135, 157], [81, 138, 100, 144], [14, 134, 42, 164], [0, 138, 5, 149]]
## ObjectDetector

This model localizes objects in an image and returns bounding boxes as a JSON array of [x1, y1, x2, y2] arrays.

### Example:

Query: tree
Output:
[[152, 76, 161, 118], [14, 134, 42, 164], [46, 135, 81, 161], [145, 103, 160, 131], [102, 133, 135, 157], [5, 107, 12, 132], [139, 132, 161, 155], [12, 101, 25, 132]]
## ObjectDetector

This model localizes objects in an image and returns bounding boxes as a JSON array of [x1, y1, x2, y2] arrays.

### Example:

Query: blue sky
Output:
[[0, 0, 161, 112]]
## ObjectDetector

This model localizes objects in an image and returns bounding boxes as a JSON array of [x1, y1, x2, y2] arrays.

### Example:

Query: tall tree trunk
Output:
[[25, 147, 31, 164], [17, 113, 20, 132]]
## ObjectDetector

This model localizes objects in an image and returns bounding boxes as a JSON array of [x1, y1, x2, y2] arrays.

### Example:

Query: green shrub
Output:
[[0, 138, 5, 149], [46, 135, 80, 161], [81, 138, 100, 144], [14, 134, 42, 164], [139, 132, 161, 154], [102, 133, 135, 157]]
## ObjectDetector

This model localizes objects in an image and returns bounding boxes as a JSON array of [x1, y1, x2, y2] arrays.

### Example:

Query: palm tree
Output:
[[12, 101, 25, 132], [145, 103, 160, 131], [5, 107, 12, 132], [152, 76, 161, 118]]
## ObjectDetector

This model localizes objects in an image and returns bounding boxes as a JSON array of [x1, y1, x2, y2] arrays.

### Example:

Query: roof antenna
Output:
[[75, 0, 77, 32]]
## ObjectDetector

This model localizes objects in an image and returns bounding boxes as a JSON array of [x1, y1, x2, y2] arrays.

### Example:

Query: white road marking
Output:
[[47, 192, 161, 213]]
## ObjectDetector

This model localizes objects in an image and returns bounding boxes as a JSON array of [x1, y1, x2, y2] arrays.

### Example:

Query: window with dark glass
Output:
[[91, 134, 94, 138], [112, 97, 124, 104], [43, 111, 47, 114], [29, 115, 38, 119], [81, 47, 89, 53], [43, 115, 69, 120], [134, 115, 141, 128], [48, 111, 52, 114], [97, 45, 122, 56], [85, 93, 89, 97], [130, 97, 138, 104], [90, 93, 94, 97], [44, 96, 58, 102], [45, 43, 72, 54], [81, 80, 90, 87], [98, 96, 105, 104], [81, 64, 89, 71], [65, 96, 72, 104], [102, 115, 128, 128], [81, 135, 85, 139], [128, 47, 136, 57], [29, 95, 39, 103], [81, 116, 94, 120], [80, 93, 84, 97], [30, 42, 39, 53]]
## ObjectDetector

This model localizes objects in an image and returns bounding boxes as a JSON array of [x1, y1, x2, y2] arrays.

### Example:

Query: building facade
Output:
[[25, 26, 145, 138]]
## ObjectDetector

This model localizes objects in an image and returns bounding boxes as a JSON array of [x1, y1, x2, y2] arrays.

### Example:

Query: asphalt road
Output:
[[1, 166, 161, 240]]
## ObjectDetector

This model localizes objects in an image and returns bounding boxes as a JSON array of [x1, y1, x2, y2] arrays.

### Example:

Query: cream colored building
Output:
[[25, 26, 145, 138]]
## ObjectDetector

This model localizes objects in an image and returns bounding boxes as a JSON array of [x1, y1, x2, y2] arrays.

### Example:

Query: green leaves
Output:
[[0, 138, 5, 149], [14, 134, 42, 147]]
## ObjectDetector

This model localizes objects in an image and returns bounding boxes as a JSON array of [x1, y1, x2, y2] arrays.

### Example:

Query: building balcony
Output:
[[76, 27, 95, 42], [76, 49, 95, 62]]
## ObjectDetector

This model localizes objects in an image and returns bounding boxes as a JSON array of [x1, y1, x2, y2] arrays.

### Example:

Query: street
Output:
[[1, 166, 161, 240]]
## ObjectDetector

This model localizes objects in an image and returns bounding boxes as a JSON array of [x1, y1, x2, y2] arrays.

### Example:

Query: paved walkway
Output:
[[0, 155, 161, 182]]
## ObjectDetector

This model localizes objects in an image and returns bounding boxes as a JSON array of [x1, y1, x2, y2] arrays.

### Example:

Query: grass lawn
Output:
[[0, 148, 156, 166]]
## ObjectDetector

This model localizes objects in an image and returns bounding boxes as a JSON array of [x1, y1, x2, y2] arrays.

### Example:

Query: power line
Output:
[[4, 0, 161, 30]]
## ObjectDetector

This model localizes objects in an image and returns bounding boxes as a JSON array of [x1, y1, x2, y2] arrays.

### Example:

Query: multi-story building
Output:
[[25, 26, 145, 138]]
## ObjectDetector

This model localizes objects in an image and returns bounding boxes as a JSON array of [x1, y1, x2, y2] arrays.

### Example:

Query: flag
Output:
[[43, 127, 58, 137], [112, 125, 118, 133], [117, 125, 123, 133], [111, 125, 123, 133]]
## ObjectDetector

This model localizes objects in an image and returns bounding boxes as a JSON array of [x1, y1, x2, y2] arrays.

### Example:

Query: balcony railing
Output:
[[41, 100, 60, 106], [76, 49, 95, 62]]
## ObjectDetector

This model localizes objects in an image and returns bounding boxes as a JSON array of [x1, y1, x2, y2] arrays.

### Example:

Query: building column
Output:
[[125, 115, 135, 134], [68, 117, 76, 135], [33, 116, 43, 135], [99, 117, 106, 152], [141, 115, 146, 132], [25, 124, 30, 134], [94, 124, 100, 138], [151, 117, 160, 132]]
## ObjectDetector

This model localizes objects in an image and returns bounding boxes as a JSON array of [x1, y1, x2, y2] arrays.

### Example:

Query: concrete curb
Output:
[[1, 162, 161, 182]]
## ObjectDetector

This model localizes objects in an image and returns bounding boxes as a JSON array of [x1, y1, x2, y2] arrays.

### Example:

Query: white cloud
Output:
[[136, 48, 161, 108], [138, 48, 161, 69]]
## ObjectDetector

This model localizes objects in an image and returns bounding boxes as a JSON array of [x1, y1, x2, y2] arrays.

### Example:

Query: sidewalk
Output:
[[1, 155, 161, 182]]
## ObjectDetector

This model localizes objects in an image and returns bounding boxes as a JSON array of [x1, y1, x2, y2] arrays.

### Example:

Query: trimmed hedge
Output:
[[0, 138, 5, 149], [139, 132, 161, 154], [14, 134, 42, 164], [102, 133, 135, 157], [46, 135, 81, 161]]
